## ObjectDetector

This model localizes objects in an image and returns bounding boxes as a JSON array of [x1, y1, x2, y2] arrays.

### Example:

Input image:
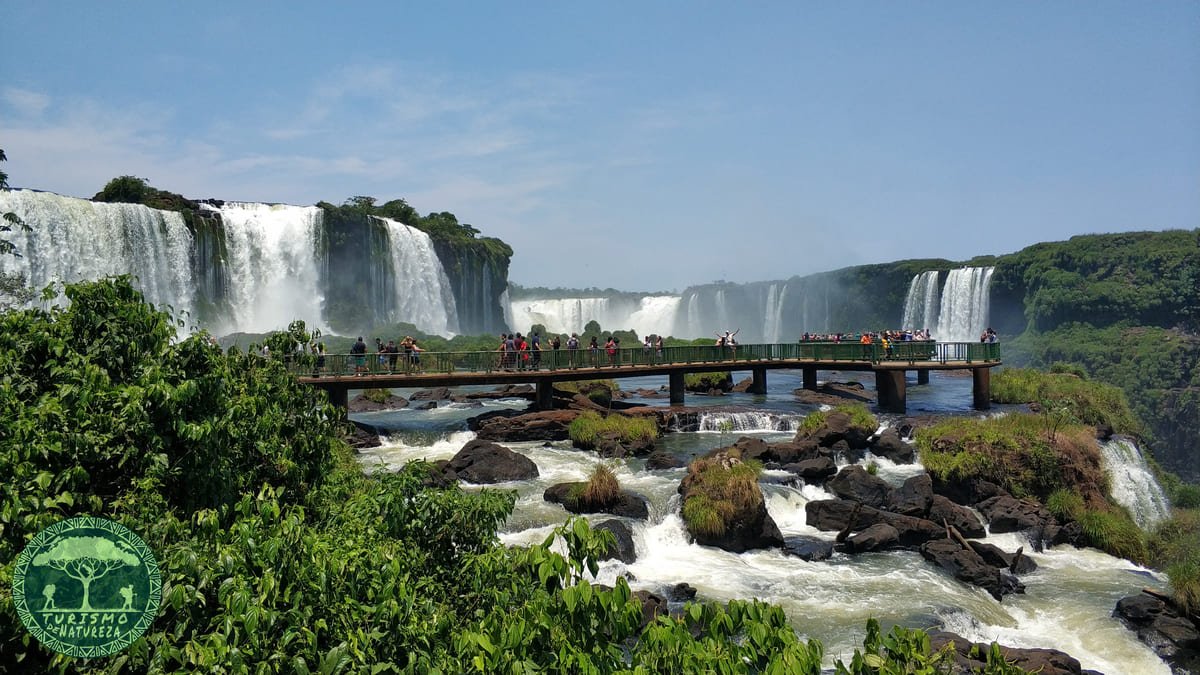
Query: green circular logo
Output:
[[11, 516, 162, 658]]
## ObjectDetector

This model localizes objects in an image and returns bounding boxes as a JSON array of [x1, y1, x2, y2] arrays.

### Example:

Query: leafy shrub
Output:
[[685, 371, 731, 390], [1148, 510, 1200, 611], [362, 387, 394, 404], [1049, 361, 1088, 379]]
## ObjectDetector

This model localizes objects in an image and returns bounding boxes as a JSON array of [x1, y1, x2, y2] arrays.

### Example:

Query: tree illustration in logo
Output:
[[31, 536, 140, 611]]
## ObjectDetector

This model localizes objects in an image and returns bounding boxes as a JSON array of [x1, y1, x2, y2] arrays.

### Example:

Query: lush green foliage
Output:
[[1148, 510, 1200, 614], [990, 230, 1200, 333], [992, 367, 1142, 435], [684, 371, 731, 390], [797, 404, 879, 437], [915, 414, 1106, 505], [0, 148, 33, 308], [568, 411, 659, 450]]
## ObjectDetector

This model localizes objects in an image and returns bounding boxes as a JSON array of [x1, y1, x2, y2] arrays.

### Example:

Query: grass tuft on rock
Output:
[[579, 464, 621, 508], [915, 413, 1106, 505], [362, 388, 394, 404], [1149, 509, 1200, 613], [680, 455, 763, 538], [568, 411, 658, 450], [992, 367, 1141, 435], [796, 404, 879, 436]]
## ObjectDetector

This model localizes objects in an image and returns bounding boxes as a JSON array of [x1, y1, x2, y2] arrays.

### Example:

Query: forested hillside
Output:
[[989, 230, 1200, 480]]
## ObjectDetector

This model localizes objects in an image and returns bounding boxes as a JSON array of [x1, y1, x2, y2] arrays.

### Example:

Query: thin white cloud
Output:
[[2, 87, 51, 118]]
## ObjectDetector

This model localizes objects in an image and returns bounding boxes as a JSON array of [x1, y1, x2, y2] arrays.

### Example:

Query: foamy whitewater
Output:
[[351, 372, 1172, 673]]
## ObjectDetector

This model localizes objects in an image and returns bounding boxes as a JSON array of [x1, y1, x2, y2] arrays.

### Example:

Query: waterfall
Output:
[[696, 411, 801, 433], [935, 267, 994, 342], [375, 217, 459, 336], [204, 202, 327, 335], [508, 295, 679, 338], [1100, 438, 1171, 530], [0, 189, 197, 318], [901, 271, 940, 332], [763, 283, 789, 344]]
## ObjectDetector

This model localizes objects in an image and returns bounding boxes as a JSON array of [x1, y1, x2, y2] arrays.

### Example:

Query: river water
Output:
[[351, 370, 1170, 673]]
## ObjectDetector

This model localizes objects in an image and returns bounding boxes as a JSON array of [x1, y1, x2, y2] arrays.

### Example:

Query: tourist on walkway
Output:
[[351, 337, 367, 375]]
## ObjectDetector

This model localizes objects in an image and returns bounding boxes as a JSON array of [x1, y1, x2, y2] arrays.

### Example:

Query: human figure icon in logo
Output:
[[42, 584, 57, 610], [119, 585, 134, 611]]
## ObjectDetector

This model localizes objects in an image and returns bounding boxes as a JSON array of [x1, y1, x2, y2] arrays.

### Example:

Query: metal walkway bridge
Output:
[[289, 341, 1001, 413]]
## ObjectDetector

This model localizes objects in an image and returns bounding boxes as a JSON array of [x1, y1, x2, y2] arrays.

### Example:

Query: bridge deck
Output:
[[288, 342, 1000, 413]]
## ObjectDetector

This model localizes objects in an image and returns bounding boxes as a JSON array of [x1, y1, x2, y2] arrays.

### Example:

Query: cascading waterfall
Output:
[[508, 296, 679, 338], [694, 411, 801, 433], [204, 202, 327, 335], [935, 266, 994, 342], [763, 283, 789, 344], [0, 189, 197, 317], [1100, 437, 1171, 530], [901, 271, 941, 332], [375, 217, 459, 336]]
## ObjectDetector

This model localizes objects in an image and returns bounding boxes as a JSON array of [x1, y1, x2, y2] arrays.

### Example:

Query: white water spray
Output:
[[1100, 437, 1171, 530], [901, 271, 940, 332], [936, 267, 994, 342], [375, 217, 459, 336]]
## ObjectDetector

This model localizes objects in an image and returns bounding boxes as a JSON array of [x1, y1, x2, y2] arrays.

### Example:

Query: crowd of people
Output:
[[800, 328, 934, 343]]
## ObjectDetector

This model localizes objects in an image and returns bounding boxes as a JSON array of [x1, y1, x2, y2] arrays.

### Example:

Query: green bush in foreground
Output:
[[568, 411, 658, 449]]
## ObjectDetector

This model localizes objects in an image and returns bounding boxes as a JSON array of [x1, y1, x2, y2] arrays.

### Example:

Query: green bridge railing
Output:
[[283, 341, 1000, 378]]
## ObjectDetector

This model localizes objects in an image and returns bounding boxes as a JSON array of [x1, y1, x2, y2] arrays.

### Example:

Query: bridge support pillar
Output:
[[748, 367, 767, 395], [536, 381, 555, 410], [916, 369, 930, 385], [875, 370, 907, 414], [669, 372, 685, 405], [325, 386, 348, 414], [972, 367, 991, 410], [802, 367, 818, 391]]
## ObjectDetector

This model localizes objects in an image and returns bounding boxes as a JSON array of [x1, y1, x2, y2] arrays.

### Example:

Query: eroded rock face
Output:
[[783, 457, 838, 482], [445, 439, 539, 483], [348, 393, 409, 412], [844, 523, 900, 553], [474, 409, 580, 442], [805, 499, 942, 547], [1114, 593, 1200, 674], [870, 428, 914, 463], [927, 495, 986, 539], [645, 450, 685, 470], [783, 536, 835, 561], [919, 539, 1025, 601], [889, 474, 934, 516], [928, 631, 1085, 675]]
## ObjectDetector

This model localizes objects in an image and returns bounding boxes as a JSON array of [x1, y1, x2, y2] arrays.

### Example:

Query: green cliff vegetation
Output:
[[0, 277, 1044, 672]]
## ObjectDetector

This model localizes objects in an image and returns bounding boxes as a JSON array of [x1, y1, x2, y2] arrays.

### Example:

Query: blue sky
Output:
[[3, 2, 1197, 291]]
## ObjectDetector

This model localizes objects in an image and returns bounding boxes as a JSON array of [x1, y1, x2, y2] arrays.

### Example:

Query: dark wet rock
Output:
[[445, 439, 539, 483], [783, 536, 835, 561], [544, 482, 650, 519], [919, 539, 1025, 601], [731, 377, 754, 393], [968, 541, 1038, 575], [411, 400, 436, 410], [666, 582, 698, 601], [828, 465, 894, 509], [870, 428, 914, 463], [411, 387, 453, 400], [928, 495, 986, 539], [977, 495, 1055, 535], [930, 474, 1007, 507], [796, 410, 874, 450], [792, 382, 873, 406], [844, 523, 900, 553], [344, 421, 383, 449], [594, 519, 637, 564], [1095, 422, 1114, 440], [424, 460, 458, 488], [752, 440, 825, 466], [633, 387, 668, 398], [474, 409, 580, 442], [783, 456, 838, 482], [732, 436, 770, 460], [1114, 593, 1200, 673], [593, 432, 657, 459], [929, 631, 1085, 675], [633, 590, 668, 629], [805, 499, 942, 547], [889, 474, 934, 517], [348, 393, 410, 413], [645, 450, 685, 470], [455, 384, 535, 400]]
